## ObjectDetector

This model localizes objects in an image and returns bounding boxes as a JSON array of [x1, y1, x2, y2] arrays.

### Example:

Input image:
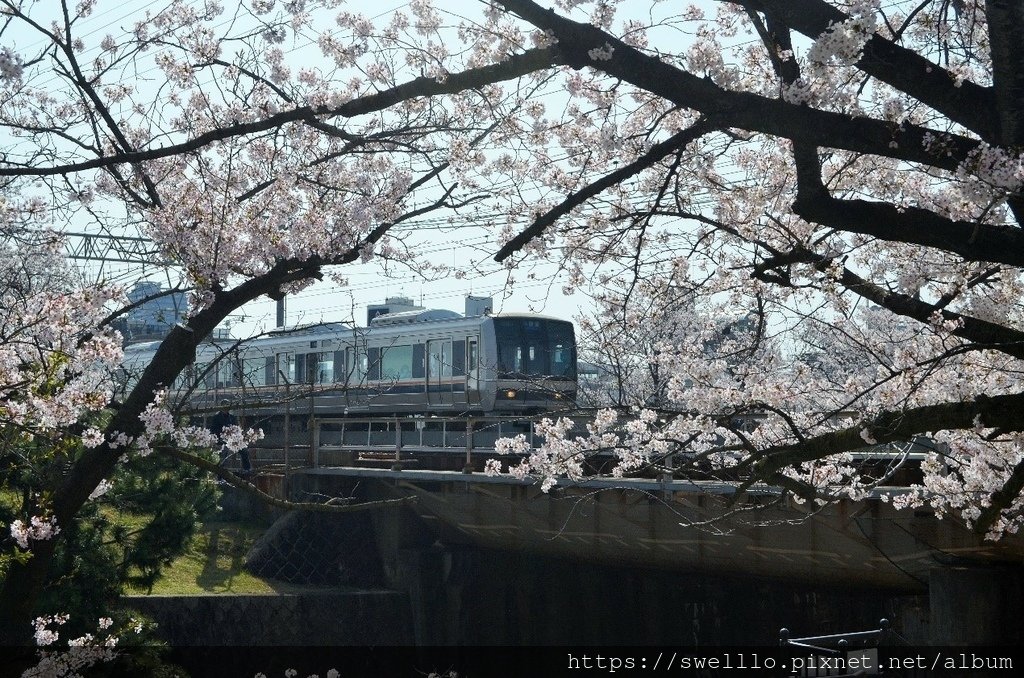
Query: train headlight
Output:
[[505, 389, 517, 399]]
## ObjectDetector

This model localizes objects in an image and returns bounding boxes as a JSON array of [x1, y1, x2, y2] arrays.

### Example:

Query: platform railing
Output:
[[779, 619, 926, 677], [309, 415, 570, 472]]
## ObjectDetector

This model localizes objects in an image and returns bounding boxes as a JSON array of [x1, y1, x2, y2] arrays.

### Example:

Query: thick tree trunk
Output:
[[984, 0, 1024, 223], [985, 0, 1024, 147], [0, 260, 320, 646]]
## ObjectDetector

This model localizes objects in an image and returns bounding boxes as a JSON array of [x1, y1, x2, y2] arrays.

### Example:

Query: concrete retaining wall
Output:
[[123, 591, 413, 646]]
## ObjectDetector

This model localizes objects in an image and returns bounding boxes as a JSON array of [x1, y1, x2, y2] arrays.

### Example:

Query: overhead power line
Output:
[[63, 231, 165, 265]]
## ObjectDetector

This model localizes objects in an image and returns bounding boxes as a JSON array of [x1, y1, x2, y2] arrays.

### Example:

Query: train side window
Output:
[[452, 340, 465, 377], [412, 344, 425, 379], [367, 347, 381, 381], [345, 346, 367, 383], [243, 357, 267, 387], [317, 352, 334, 383], [264, 356, 276, 386], [333, 350, 345, 383], [380, 345, 412, 380], [194, 362, 209, 389], [467, 338, 478, 372], [203, 363, 218, 389], [428, 340, 452, 378], [300, 352, 327, 383], [276, 353, 295, 384], [216, 358, 232, 388], [296, 353, 308, 383], [345, 347, 368, 383]]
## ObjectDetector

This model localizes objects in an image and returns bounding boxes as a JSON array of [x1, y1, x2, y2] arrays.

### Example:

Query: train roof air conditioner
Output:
[[369, 309, 462, 326]]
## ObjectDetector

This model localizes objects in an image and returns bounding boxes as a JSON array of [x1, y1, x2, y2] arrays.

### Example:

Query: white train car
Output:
[[122, 310, 577, 418]]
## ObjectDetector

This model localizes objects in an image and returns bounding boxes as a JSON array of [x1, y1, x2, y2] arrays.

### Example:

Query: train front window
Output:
[[494, 318, 577, 378], [548, 322, 576, 377]]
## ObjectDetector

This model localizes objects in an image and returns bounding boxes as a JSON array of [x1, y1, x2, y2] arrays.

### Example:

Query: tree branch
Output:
[[792, 193, 1024, 267], [159, 446, 416, 513], [0, 47, 560, 177], [494, 0, 980, 172], [493, 118, 714, 262], [739, 0, 997, 140], [984, 0, 1024, 146], [754, 247, 1024, 359], [983, 0, 1024, 223], [740, 391, 1024, 479]]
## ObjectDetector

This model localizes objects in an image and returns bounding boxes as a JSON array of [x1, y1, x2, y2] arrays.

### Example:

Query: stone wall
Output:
[[391, 545, 930, 646], [123, 591, 413, 646]]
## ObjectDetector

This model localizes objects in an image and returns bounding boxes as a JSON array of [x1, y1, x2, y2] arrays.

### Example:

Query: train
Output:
[[121, 308, 578, 419]]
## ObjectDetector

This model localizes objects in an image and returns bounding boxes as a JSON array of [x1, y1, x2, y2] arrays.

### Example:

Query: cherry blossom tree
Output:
[[575, 276, 770, 409], [473, 0, 1024, 544], [0, 0, 553, 651], [2, 0, 1024, 657]]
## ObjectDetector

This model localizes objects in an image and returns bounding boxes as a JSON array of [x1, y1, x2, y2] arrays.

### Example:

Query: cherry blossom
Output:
[[9, 516, 61, 550], [0, 0, 554, 644], [21, 615, 136, 678], [3, 0, 1024, 650], [460, 0, 1024, 540]]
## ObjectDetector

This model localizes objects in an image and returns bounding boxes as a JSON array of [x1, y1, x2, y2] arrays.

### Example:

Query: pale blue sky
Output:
[[17, 0, 712, 335]]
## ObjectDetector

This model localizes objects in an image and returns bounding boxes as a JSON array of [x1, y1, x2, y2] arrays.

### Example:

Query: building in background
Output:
[[123, 281, 186, 343], [366, 296, 423, 325], [464, 295, 493, 317]]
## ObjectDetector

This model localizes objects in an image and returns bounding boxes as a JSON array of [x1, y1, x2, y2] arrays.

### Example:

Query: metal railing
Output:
[[310, 415, 559, 472], [779, 619, 924, 677]]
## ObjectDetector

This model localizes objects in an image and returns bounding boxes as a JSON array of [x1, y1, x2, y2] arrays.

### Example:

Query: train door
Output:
[[452, 339, 467, 407], [427, 339, 453, 407], [454, 335, 468, 405], [466, 336, 480, 407], [275, 352, 295, 386]]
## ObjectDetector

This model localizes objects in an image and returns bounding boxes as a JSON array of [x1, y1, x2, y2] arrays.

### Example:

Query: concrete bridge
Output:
[[233, 414, 1024, 645]]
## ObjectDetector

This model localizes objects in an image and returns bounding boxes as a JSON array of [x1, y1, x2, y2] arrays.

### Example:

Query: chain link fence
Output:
[[243, 502, 385, 587]]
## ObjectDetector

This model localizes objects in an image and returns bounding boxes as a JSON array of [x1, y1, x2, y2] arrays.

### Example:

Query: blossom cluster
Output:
[[128, 389, 264, 458], [255, 670, 341, 678], [9, 515, 61, 550], [0, 46, 23, 82], [23, 615, 139, 678], [429, 0, 1024, 539], [806, 1, 879, 68]]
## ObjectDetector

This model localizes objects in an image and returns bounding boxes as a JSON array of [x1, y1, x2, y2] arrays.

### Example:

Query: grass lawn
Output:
[[127, 521, 277, 595]]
